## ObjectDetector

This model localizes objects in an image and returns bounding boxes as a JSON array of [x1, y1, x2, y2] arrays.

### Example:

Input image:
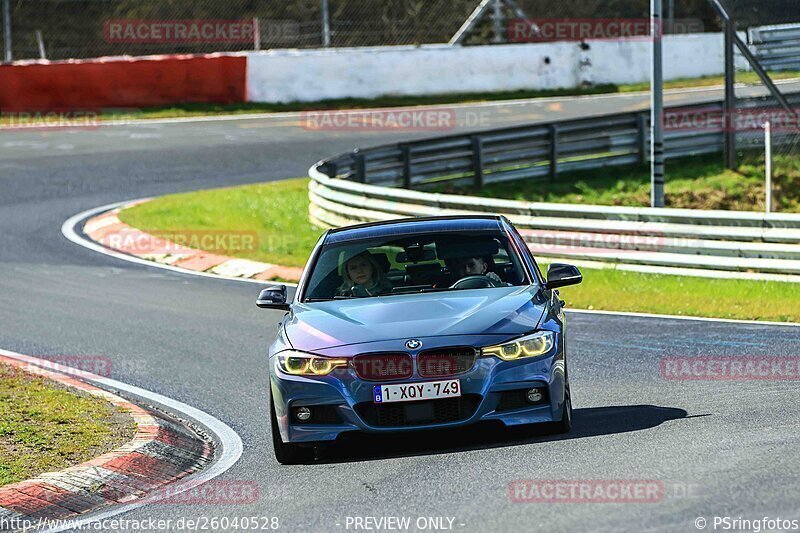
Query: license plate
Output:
[[373, 379, 461, 404]]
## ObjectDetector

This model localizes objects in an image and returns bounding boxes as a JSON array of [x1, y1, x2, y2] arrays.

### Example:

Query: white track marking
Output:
[[57, 77, 800, 128], [567, 308, 800, 328], [0, 348, 244, 533], [61, 201, 298, 287]]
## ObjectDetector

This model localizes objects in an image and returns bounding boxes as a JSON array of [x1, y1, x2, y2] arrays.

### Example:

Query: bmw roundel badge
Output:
[[405, 339, 422, 350]]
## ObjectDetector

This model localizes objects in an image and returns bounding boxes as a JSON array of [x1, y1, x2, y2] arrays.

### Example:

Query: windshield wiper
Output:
[[389, 286, 451, 295], [419, 287, 453, 294], [305, 296, 355, 302]]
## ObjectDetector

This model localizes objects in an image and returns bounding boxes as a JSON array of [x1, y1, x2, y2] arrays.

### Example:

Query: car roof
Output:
[[324, 215, 506, 245]]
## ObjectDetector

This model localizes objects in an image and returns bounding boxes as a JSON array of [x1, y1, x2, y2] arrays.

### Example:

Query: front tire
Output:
[[551, 388, 572, 434], [270, 393, 310, 465]]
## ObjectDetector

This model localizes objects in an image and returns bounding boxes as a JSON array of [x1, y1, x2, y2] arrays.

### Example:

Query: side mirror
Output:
[[256, 285, 290, 311], [545, 264, 582, 290]]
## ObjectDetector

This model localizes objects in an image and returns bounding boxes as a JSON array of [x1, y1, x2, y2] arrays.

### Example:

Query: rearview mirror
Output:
[[545, 264, 582, 290], [256, 285, 290, 311]]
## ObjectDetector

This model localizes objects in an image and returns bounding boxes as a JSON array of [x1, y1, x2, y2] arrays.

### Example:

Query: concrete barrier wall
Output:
[[0, 35, 750, 110], [0, 54, 247, 110], [247, 33, 750, 103], [588, 33, 749, 85]]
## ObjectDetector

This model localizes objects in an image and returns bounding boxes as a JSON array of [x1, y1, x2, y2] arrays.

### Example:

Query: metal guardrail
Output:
[[308, 93, 800, 278], [749, 23, 800, 71], [318, 94, 800, 190], [307, 165, 800, 277]]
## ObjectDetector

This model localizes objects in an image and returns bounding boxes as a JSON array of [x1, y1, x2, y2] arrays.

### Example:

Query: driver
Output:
[[336, 251, 393, 297], [451, 256, 503, 284]]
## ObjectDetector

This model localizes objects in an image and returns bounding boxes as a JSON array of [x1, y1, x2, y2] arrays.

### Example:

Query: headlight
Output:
[[481, 331, 555, 361], [276, 351, 348, 376]]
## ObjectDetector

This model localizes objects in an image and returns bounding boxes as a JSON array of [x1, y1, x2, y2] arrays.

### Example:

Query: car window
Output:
[[303, 231, 530, 301]]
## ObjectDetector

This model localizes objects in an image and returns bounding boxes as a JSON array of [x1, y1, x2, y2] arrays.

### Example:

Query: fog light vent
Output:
[[295, 407, 312, 421], [526, 388, 544, 404]]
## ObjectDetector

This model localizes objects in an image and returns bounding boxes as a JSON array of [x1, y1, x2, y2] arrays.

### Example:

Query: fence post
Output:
[[2, 0, 11, 63], [722, 13, 736, 170], [471, 136, 484, 188], [321, 0, 331, 47], [401, 145, 412, 189], [35, 30, 46, 59], [253, 18, 261, 51], [765, 120, 772, 214], [548, 124, 559, 180], [638, 113, 648, 165], [353, 151, 366, 183], [492, 0, 504, 43], [650, 0, 665, 207]]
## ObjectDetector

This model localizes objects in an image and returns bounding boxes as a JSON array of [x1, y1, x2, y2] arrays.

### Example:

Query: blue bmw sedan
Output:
[[257, 215, 582, 464]]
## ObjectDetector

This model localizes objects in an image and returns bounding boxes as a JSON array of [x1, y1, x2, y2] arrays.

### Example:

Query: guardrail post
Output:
[[471, 136, 484, 188], [548, 124, 559, 180], [401, 145, 412, 188], [637, 113, 648, 165], [353, 151, 366, 183], [321, 161, 338, 179]]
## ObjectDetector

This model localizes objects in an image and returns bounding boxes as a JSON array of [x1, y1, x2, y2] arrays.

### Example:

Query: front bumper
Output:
[[269, 335, 567, 444]]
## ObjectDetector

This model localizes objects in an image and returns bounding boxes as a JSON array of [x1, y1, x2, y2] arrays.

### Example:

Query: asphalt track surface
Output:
[[2, 84, 800, 532]]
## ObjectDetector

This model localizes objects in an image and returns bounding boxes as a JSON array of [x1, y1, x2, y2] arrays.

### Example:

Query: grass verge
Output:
[[0, 363, 135, 486], [119, 178, 321, 268], [85, 70, 800, 121], [436, 152, 800, 212], [119, 178, 800, 323], [552, 267, 800, 323]]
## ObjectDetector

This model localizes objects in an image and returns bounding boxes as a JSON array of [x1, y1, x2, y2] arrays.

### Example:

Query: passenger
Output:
[[337, 251, 393, 297], [452, 256, 503, 284]]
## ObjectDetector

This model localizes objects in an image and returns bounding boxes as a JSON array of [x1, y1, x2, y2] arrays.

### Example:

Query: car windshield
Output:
[[303, 231, 530, 301]]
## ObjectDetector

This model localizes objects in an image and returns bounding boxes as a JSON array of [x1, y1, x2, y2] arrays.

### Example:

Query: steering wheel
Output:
[[450, 275, 502, 290]]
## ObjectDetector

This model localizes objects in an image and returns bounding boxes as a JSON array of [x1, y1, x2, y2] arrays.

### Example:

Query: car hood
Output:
[[285, 286, 546, 352]]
